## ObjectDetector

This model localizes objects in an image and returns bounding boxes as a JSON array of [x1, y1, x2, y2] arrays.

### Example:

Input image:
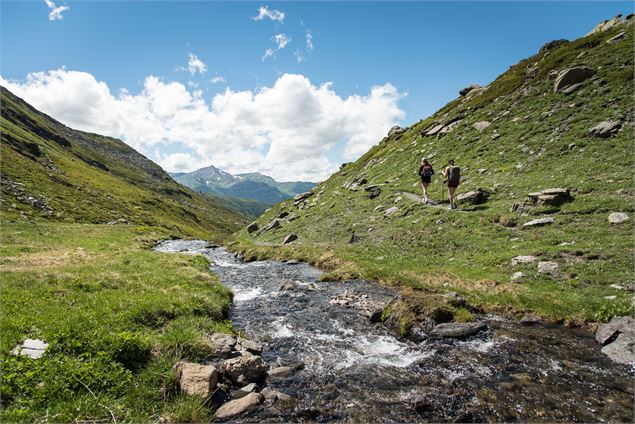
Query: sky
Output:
[[1, 1, 632, 182]]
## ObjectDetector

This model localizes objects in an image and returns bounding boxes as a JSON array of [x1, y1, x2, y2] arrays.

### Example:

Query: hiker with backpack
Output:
[[441, 159, 461, 210], [417, 158, 434, 204]]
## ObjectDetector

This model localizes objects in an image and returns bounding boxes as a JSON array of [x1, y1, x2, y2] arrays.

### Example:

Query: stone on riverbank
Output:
[[215, 392, 263, 420], [430, 322, 487, 338], [174, 362, 218, 398], [209, 333, 237, 359], [220, 355, 268, 384]]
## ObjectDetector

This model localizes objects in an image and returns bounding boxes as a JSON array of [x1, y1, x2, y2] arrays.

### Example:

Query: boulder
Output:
[[511, 272, 526, 283], [608, 212, 630, 224], [387, 126, 403, 137], [383, 206, 400, 218], [472, 121, 491, 132], [208, 333, 237, 359], [293, 191, 313, 202], [588, 121, 621, 138], [267, 366, 296, 380], [278, 279, 297, 291], [246, 222, 259, 234], [536, 261, 559, 277], [282, 234, 298, 244], [459, 84, 481, 97], [277, 211, 290, 219], [587, 15, 625, 35], [215, 392, 263, 420], [595, 316, 634, 345], [11, 338, 48, 359], [527, 188, 573, 206], [601, 332, 635, 365], [220, 355, 268, 384], [425, 123, 446, 136], [261, 387, 294, 402], [522, 217, 554, 228], [457, 188, 489, 205], [554, 66, 595, 93], [366, 186, 382, 199], [511, 255, 538, 266], [261, 219, 281, 232], [430, 322, 487, 338], [237, 338, 263, 355], [230, 382, 257, 399], [539, 39, 569, 53], [174, 362, 219, 398], [520, 314, 542, 325]]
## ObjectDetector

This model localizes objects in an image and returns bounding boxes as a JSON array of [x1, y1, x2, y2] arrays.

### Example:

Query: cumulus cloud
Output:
[[253, 5, 285, 22], [273, 33, 291, 49], [187, 53, 207, 76], [44, 0, 69, 21], [1, 69, 404, 181]]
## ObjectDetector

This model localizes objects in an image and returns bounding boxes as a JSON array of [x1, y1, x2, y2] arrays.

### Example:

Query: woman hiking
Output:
[[417, 158, 434, 204], [441, 159, 461, 210]]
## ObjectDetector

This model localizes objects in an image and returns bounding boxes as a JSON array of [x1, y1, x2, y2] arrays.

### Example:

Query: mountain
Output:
[[236, 17, 634, 327], [0, 87, 248, 239], [171, 165, 316, 215]]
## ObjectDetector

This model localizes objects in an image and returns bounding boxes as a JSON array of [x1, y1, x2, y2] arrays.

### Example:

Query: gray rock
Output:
[[215, 392, 263, 420], [293, 191, 313, 202], [367, 186, 382, 199], [511, 272, 526, 283], [459, 84, 481, 96], [261, 387, 294, 402], [522, 217, 554, 227], [539, 39, 569, 53], [282, 234, 298, 244], [527, 188, 573, 206], [608, 212, 629, 224], [174, 362, 218, 398], [601, 332, 635, 365], [430, 322, 487, 338], [511, 255, 539, 266], [457, 188, 489, 205], [11, 338, 48, 359], [554, 66, 594, 93], [262, 219, 281, 232], [607, 31, 626, 43], [208, 333, 237, 359], [595, 316, 634, 345], [520, 313, 542, 325], [387, 126, 403, 137], [587, 15, 625, 35], [384, 206, 400, 218], [246, 222, 259, 234], [536, 261, 559, 276], [588, 120, 621, 138], [267, 366, 296, 380], [238, 338, 263, 355], [472, 121, 491, 132], [231, 382, 257, 399], [220, 355, 268, 384], [278, 279, 297, 291]]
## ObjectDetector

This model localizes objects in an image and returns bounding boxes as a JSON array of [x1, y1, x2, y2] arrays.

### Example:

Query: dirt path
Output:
[[396, 191, 466, 212]]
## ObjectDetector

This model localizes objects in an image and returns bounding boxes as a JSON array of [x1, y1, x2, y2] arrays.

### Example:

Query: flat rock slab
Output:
[[215, 392, 263, 420], [608, 212, 630, 224], [595, 316, 634, 345], [430, 322, 487, 338], [536, 261, 559, 276], [523, 217, 554, 227], [601, 332, 635, 365], [511, 255, 539, 266], [589, 120, 621, 138], [11, 338, 49, 359]]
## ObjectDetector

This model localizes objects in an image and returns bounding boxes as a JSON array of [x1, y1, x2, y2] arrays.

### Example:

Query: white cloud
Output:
[[187, 53, 207, 76], [1, 70, 404, 182], [44, 0, 69, 21], [253, 6, 285, 23], [273, 33, 291, 49], [210, 76, 226, 84], [306, 30, 314, 51], [294, 50, 306, 63], [262, 48, 275, 61]]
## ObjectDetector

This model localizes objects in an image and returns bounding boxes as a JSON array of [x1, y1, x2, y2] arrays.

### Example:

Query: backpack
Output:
[[421, 164, 433, 177], [448, 166, 461, 182]]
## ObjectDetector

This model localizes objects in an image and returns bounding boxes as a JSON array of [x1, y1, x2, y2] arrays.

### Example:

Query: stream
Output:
[[155, 240, 634, 422]]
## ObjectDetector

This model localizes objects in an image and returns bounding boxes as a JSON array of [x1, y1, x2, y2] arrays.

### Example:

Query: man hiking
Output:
[[441, 159, 460, 210], [417, 157, 434, 204]]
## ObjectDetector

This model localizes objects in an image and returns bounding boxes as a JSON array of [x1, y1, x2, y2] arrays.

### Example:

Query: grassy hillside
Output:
[[236, 19, 634, 325], [0, 87, 248, 240], [0, 223, 232, 422]]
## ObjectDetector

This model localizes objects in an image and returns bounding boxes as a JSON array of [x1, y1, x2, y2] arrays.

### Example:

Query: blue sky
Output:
[[1, 1, 632, 181]]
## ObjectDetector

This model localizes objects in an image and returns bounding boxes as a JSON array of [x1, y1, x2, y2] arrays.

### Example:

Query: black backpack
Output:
[[448, 166, 461, 182]]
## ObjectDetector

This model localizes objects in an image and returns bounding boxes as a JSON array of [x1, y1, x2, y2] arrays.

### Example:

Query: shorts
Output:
[[420, 176, 431, 184], [448, 180, 460, 188]]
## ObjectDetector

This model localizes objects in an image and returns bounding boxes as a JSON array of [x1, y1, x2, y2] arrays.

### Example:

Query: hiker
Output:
[[417, 158, 434, 204], [441, 159, 461, 210]]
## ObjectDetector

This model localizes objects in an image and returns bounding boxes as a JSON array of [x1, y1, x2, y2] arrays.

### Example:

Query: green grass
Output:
[[0, 222, 232, 422], [235, 23, 634, 325]]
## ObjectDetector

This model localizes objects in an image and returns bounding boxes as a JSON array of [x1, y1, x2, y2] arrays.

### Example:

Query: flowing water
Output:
[[156, 240, 634, 422]]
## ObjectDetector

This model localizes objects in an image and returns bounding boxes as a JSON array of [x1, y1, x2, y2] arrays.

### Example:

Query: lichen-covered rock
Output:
[[527, 188, 573, 206], [608, 212, 629, 224], [588, 120, 621, 138], [511, 255, 539, 266]]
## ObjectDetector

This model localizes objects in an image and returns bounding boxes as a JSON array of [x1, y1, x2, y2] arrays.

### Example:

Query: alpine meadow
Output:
[[1, 3, 633, 423]]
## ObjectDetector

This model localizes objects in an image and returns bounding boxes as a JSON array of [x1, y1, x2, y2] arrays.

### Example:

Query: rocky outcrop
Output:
[[536, 261, 559, 277], [457, 188, 489, 205], [586, 14, 629, 35], [472, 121, 491, 132], [366, 185, 382, 199], [246, 222, 259, 234], [387, 126, 403, 137], [215, 392, 263, 420], [175, 362, 219, 398], [282, 234, 298, 244], [261, 219, 281, 233], [522, 217, 554, 228], [220, 355, 268, 384], [512, 255, 539, 266], [527, 188, 573, 206], [430, 322, 487, 338], [595, 316, 635, 365], [209, 333, 237, 359], [539, 39, 569, 53], [608, 212, 629, 224], [554, 66, 595, 93], [459, 84, 481, 96], [588, 121, 621, 138]]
